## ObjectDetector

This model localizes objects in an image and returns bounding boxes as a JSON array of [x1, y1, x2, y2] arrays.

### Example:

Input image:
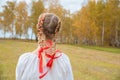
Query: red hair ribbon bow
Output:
[[38, 40, 62, 79]]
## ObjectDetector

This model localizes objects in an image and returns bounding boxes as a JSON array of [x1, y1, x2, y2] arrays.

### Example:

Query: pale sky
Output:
[[60, 0, 88, 13], [0, 0, 88, 13]]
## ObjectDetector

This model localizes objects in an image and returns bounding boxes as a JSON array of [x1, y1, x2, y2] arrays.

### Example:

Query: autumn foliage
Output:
[[0, 0, 120, 47]]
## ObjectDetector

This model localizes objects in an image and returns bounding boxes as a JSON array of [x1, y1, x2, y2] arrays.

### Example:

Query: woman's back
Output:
[[16, 51, 73, 80]]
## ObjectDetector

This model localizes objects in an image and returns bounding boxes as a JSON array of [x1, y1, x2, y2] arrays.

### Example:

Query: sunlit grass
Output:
[[80, 45, 120, 54], [0, 40, 120, 80]]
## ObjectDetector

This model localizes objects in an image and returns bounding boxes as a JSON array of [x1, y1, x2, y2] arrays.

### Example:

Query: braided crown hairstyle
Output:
[[37, 13, 61, 49]]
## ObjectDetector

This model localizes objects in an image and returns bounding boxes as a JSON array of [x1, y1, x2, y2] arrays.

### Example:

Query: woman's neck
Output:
[[36, 40, 56, 55]]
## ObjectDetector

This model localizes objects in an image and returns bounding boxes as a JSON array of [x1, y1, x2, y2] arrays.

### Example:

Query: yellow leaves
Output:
[[72, 3, 99, 44], [31, 0, 45, 35]]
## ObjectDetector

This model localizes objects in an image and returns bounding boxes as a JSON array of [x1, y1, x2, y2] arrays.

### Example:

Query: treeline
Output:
[[73, 0, 120, 47], [0, 0, 120, 47]]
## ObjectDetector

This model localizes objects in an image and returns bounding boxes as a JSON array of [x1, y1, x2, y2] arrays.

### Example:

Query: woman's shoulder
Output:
[[58, 52, 71, 63], [61, 53, 69, 60], [55, 52, 72, 71], [19, 52, 31, 59], [18, 52, 36, 62]]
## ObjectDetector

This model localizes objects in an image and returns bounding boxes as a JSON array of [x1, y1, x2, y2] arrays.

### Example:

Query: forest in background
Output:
[[0, 0, 120, 47]]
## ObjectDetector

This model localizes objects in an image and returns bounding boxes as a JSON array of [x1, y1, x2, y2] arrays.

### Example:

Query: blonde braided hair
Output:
[[37, 13, 46, 48], [37, 13, 61, 53]]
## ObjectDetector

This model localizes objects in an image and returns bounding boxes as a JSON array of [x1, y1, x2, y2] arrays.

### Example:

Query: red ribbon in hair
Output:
[[46, 50, 62, 68], [38, 47, 49, 73], [38, 40, 62, 79]]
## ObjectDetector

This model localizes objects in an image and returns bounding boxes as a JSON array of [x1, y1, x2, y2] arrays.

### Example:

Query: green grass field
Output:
[[0, 40, 120, 80]]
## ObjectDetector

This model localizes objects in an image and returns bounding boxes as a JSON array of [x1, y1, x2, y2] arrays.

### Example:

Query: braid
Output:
[[37, 13, 46, 48], [52, 20, 61, 52], [55, 21, 61, 34]]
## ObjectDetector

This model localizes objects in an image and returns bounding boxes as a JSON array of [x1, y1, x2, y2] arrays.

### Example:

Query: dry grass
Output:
[[0, 40, 120, 80]]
